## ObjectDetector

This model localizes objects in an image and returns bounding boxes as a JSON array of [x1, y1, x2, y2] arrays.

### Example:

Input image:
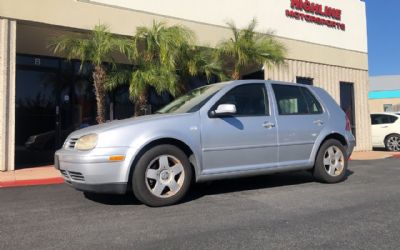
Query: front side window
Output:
[[157, 83, 226, 114], [371, 114, 398, 125], [214, 84, 269, 116], [272, 84, 323, 115]]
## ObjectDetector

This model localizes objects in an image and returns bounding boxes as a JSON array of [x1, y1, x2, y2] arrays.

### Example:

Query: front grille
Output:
[[60, 170, 69, 179], [68, 171, 85, 182], [65, 138, 78, 149], [60, 170, 85, 182]]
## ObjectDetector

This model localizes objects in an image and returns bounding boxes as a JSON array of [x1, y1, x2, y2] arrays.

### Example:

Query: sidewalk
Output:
[[0, 151, 398, 188], [350, 151, 400, 160], [0, 166, 63, 188]]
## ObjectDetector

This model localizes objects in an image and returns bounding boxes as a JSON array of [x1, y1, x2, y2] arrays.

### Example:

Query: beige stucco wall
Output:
[[265, 59, 372, 151], [83, 0, 368, 52], [0, 18, 16, 171], [369, 99, 400, 113], [0, 0, 368, 70]]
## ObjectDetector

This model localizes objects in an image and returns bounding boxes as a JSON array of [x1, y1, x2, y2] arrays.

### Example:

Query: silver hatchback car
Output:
[[55, 80, 355, 206]]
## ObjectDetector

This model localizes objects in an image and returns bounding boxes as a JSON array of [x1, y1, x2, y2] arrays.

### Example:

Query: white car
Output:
[[371, 112, 400, 151]]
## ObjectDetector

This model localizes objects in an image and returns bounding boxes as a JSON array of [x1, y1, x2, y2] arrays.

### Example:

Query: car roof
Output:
[[371, 112, 400, 117], [228, 79, 321, 89]]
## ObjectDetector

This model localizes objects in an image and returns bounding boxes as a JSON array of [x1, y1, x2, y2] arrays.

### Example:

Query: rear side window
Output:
[[214, 84, 269, 116], [371, 114, 398, 125], [272, 84, 323, 115]]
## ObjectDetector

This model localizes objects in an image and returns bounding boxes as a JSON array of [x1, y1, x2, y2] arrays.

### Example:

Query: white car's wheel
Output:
[[385, 134, 400, 152]]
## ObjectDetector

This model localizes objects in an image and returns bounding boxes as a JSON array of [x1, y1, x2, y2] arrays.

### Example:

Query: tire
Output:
[[384, 134, 400, 152], [132, 144, 193, 207], [313, 139, 348, 183]]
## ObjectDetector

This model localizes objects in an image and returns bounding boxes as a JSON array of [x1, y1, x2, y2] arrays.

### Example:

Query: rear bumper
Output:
[[346, 132, 356, 158]]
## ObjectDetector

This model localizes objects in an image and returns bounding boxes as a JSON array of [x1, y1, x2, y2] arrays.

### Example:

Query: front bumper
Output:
[[65, 181, 127, 194], [55, 147, 132, 194]]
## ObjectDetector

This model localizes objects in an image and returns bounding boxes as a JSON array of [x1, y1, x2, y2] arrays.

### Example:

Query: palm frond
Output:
[[217, 18, 286, 79]]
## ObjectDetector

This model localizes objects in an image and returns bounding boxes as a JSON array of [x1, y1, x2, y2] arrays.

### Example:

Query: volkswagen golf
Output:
[[55, 80, 355, 206]]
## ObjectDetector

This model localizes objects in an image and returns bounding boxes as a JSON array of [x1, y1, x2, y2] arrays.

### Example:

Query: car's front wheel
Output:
[[313, 139, 348, 183], [385, 134, 400, 152], [132, 145, 192, 207]]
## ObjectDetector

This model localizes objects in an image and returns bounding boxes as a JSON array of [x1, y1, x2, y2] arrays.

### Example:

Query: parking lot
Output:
[[1, 158, 399, 249]]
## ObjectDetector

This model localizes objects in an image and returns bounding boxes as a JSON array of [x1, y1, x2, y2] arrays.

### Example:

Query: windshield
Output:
[[157, 83, 226, 114]]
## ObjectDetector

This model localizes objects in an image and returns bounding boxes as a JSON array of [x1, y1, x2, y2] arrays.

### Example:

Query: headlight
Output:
[[75, 134, 98, 151]]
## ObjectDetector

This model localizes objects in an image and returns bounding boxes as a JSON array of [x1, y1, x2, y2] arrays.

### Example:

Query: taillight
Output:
[[345, 115, 351, 132]]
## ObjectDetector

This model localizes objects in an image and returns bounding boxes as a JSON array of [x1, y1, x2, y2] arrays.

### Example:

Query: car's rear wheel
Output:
[[385, 134, 400, 152], [132, 145, 192, 207], [313, 139, 347, 183]]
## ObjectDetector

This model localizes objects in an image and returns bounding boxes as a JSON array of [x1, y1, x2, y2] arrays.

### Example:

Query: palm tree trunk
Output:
[[93, 65, 107, 124], [231, 70, 240, 80], [134, 89, 148, 116]]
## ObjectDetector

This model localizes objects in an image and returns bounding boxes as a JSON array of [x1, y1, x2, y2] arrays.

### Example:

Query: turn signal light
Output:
[[108, 155, 125, 161]]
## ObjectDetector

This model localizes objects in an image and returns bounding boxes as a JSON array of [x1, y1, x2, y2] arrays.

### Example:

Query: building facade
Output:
[[369, 76, 400, 113], [0, 0, 371, 171]]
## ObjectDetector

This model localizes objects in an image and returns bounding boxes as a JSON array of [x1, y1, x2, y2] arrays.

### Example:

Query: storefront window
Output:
[[14, 54, 218, 168], [383, 104, 393, 112]]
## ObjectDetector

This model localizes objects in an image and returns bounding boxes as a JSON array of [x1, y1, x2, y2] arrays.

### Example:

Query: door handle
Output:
[[262, 122, 275, 129], [381, 126, 388, 128], [313, 120, 324, 126]]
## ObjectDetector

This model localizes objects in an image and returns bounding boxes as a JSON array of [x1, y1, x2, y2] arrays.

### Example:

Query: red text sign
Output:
[[286, 0, 346, 31]]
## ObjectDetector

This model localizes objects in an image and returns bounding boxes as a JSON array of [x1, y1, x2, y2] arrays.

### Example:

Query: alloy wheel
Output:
[[323, 145, 345, 177], [386, 135, 400, 151], [145, 155, 185, 198]]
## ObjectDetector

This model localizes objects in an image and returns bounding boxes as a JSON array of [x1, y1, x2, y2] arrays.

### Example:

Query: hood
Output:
[[68, 113, 194, 138]]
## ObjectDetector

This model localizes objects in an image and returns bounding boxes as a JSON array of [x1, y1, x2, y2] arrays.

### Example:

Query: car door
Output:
[[200, 83, 278, 174], [271, 84, 328, 165], [371, 114, 398, 146]]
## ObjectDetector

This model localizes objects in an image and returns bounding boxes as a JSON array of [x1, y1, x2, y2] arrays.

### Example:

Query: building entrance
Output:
[[15, 55, 96, 168], [340, 82, 356, 137]]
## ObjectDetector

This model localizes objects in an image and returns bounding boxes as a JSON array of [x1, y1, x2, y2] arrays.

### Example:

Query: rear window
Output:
[[272, 84, 323, 115]]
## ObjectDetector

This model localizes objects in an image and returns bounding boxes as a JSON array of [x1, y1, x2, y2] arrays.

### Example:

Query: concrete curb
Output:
[[349, 151, 400, 161], [0, 177, 64, 188]]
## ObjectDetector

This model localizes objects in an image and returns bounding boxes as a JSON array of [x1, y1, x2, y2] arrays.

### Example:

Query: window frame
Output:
[[271, 84, 324, 116], [296, 76, 314, 85], [210, 83, 271, 117], [383, 104, 393, 112]]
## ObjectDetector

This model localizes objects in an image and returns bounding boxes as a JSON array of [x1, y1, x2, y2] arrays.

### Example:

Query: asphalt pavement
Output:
[[0, 158, 399, 250]]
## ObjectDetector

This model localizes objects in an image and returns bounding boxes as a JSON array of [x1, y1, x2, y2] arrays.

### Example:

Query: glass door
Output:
[[15, 66, 59, 168], [340, 82, 356, 137]]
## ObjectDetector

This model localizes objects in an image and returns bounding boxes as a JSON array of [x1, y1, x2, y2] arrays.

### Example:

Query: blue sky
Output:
[[366, 0, 400, 76]]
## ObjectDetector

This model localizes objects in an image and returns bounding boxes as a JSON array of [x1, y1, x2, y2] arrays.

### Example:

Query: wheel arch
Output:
[[311, 132, 348, 166], [320, 133, 348, 148], [127, 137, 200, 191], [384, 133, 400, 142]]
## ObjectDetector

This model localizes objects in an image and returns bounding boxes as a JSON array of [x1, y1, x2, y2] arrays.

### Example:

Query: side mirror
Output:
[[209, 104, 237, 118]]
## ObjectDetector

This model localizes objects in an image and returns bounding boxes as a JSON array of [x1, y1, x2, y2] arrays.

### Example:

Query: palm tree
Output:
[[176, 45, 226, 93], [218, 18, 286, 80], [107, 21, 224, 116], [49, 24, 130, 123]]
